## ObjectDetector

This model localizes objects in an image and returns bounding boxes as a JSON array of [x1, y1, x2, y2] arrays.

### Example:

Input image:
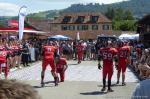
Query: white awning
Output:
[[22, 30, 46, 34]]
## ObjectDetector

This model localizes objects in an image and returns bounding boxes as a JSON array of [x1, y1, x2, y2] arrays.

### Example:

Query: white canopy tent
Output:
[[119, 34, 139, 40], [131, 34, 139, 40]]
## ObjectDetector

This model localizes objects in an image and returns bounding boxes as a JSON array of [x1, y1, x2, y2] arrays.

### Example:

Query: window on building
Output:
[[75, 16, 85, 23], [92, 25, 98, 30], [62, 25, 76, 31], [90, 16, 99, 23], [61, 25, 68, 30], [69, 25, 75, 30], [77, 25, 82, 30], [62, 16, 71, 23], [82, 25, 88, 30], [103, 25, 110, 30], [77, 25, 88, 30]]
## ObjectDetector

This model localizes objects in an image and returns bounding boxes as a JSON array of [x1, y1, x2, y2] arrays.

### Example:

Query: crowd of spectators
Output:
[[122, 40, 150, 80], [0, 37, 149, 81]]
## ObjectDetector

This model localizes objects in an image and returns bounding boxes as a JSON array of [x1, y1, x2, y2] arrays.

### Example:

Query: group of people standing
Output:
[[97, 40, 130, 92], [70, 39, 148, 92], [0, 38, 149, 93], [0, 39, 42, 79]]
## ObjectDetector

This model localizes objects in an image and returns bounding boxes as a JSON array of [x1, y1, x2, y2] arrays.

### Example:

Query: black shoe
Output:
[[101, 87, 106, 92], [60, 80, 64, 82], [116, 81, 119, 84], [78, 61, 81, 64], [26, 64, 30, 66], [122, 82, 126, 86], [54, 77, 59, 86], [107, 88, 114, 92], [23, 64, 26, 67], [41, 82, 45, 87]]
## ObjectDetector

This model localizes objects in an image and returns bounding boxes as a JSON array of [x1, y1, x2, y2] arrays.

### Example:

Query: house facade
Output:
[[50, 12, 112, 40]]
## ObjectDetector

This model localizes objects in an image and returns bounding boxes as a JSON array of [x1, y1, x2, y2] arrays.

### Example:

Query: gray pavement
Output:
[[0, 60, 139, 99], [24, 81, 137, 99]]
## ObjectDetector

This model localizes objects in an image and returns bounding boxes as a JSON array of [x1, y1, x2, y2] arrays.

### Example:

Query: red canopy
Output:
[[0, 27, 46, 34], [8, 20, 18, 27], [0, 27, 18, 32], [0, 27, 35, 32]]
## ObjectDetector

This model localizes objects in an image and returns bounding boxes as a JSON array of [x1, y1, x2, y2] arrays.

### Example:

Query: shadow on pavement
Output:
[[97, 83, 125, 87], [80, 91, 107, 95], [44, 81, 54, 84], [33, 85, 55, 89], [33, 81, 55, 89], [68, 63, 79, 65]]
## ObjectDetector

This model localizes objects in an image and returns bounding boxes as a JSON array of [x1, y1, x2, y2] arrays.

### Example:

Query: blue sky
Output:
[[0, 0, 128, 16]]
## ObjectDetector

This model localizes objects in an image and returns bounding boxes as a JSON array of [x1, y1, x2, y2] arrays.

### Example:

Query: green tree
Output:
[[113, 20, 137, 31], [105, 7, 115, 20], [114, 8, 125, 21], [124, 10, 134, 20], [109, 8, 136, 31], [0, 22, 5, 28]]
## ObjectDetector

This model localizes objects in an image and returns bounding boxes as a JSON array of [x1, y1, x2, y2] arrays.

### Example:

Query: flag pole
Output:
[[18, 5, 27, 41]]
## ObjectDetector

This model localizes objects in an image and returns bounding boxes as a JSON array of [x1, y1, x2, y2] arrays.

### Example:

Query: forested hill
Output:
[[63, 0, 150, 18], [27, 0, 150, 19], [1, 0, 150, 21]]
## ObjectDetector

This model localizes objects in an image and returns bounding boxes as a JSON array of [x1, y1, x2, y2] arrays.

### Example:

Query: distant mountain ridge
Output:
[[1, 0, 150, 20], [26, 0, 150, 19]]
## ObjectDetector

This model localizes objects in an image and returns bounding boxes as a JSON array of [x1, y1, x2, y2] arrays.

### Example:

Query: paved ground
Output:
[[0, 60, 139, 99]]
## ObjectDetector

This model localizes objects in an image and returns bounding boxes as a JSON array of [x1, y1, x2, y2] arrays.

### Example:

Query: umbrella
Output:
[[131, 34, 139, 40], [48, 35, 72, 40], [119, 34, 135, 40]]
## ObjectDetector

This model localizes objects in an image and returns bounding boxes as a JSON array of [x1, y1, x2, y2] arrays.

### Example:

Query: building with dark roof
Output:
[[50, 12, 112, 40]]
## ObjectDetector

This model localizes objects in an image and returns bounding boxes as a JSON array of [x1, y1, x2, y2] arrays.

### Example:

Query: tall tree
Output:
[[105, 7, 115, 20], [124, 10, 134, 20], [114, 8, 125, 21]]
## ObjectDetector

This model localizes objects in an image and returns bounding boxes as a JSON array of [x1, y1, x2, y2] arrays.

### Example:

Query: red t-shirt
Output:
[[118, 46, 130, 60], [56, 58, 67, 69], [43, 46, 58, 60], [76, 45, 84, 53], [0, 46, 5, 51], [0, 51, 8, 63], [12, 46, 19, 52], [14, 46, 19, 51], [100, 48, 118, 66], [136, 48, 142, 58]]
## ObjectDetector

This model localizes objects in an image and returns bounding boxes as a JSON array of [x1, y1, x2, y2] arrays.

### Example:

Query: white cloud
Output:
[[0, 2, 20, 16]]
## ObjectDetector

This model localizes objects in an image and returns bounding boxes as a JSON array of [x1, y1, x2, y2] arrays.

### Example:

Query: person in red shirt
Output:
[[55, 56, 68, 82], [98, 41, 118, 92], [0, 50, 10, 79], [41, 42, 59, 87], [76, 42, 84, 64], [5, 43, 14, 68], [0, 45, 5, 51], [136, 47, 142, 60], [117, 41, 130, 86]]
